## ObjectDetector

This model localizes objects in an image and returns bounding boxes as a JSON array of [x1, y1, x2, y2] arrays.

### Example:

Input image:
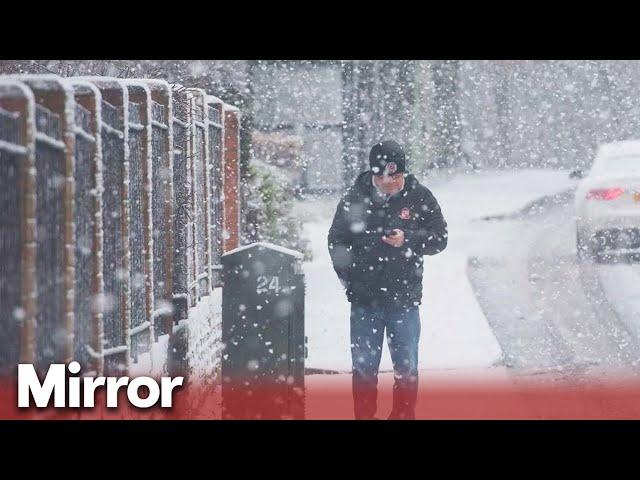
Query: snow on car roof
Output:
[[596, 139, 640, 159]]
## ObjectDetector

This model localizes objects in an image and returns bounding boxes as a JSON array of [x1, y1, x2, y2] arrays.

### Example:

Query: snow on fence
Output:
[[0, 81, 36, 377], [77, 78, 131, 375], [67, 80, 104, 375], [122, 80, 153, 365], [171, 85, 193, 323], [145, 80, 174, 340], [188, 88, 212, 304], [0, 75, 242, 382], [206, 95, 224, 288], [223, 105, 241, 253], [17, 77, 76, 373]]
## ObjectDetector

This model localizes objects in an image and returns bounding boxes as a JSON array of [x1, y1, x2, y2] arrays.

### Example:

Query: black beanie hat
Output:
[[369, 140, 406, 175]]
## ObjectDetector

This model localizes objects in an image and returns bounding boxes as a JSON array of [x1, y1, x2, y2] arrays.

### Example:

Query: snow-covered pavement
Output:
[[296, 169, 577, 373], [598, 265, 640, 339]]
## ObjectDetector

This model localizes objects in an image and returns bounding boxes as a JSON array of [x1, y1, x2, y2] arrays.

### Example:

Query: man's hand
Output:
[[382, 229, 405, 247]]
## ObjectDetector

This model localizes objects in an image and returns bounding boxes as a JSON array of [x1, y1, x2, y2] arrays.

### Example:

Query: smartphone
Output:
[[384, 229, 398, 237]]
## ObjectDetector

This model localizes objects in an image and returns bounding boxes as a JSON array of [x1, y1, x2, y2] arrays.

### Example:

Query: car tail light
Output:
[[586, 187, 624, 200]]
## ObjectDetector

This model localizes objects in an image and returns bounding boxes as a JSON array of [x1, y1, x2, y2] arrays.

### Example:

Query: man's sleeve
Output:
[[327, 196, 353, 287], [404, 190, 448, 256]]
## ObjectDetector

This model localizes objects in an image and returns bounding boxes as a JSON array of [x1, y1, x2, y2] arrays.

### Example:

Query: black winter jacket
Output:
[[327, 171, 448, 308]]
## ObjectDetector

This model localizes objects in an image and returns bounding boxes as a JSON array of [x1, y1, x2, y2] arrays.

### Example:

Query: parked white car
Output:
[[575, 139, 640, 262]]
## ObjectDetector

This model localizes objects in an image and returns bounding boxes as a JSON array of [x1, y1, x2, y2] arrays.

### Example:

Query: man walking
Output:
[[328, 140, 448, 419]]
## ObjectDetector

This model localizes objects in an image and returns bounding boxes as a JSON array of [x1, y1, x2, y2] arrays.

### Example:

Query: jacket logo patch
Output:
[[400, 207, 410, 220]]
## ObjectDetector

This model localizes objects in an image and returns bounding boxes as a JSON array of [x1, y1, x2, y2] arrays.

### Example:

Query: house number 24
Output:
[[256, 275, 281, 295]]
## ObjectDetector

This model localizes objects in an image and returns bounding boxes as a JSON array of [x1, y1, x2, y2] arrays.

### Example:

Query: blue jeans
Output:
[[350, 303, 420, 419]]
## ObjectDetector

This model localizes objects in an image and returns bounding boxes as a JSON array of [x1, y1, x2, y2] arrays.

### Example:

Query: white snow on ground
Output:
[[297, 168, 576, 372], [598, 264, 640, 339]]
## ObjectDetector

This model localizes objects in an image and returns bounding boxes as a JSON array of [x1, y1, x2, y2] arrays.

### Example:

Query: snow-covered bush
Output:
[[242, 157, 311, 260]]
